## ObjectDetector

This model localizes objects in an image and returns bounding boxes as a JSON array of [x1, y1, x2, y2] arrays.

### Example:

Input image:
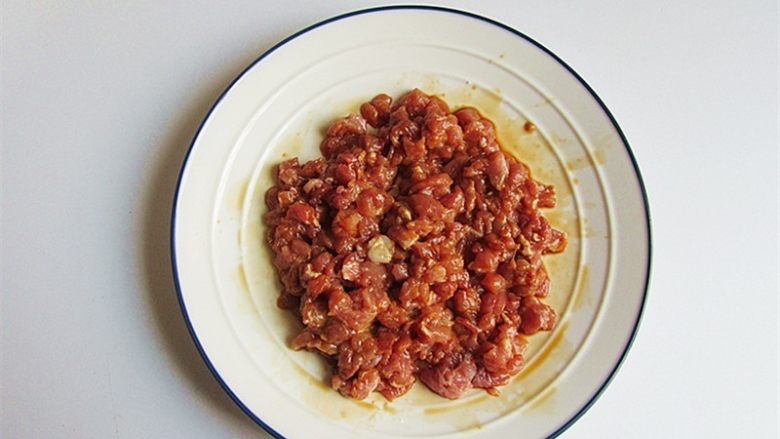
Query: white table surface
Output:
[[2, 1, 777, 438]]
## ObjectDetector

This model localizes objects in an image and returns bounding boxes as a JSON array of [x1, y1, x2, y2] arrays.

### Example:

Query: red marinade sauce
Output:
[[264, 89, 567, 401]]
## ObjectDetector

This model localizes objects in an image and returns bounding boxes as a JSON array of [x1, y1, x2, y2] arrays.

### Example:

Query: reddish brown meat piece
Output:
[[264, 89, 566, 401]]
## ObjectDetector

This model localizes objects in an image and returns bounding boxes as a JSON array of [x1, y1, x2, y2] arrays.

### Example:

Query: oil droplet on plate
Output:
[[572, 266, 590, 310], [514, 321, 570, 382], [234, 179, 249, 212], [236, 265, 249, 292], [528, 386, 557, 412]]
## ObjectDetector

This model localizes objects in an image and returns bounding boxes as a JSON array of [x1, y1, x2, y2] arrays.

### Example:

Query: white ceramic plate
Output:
[[171, 6, 651, 439]]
